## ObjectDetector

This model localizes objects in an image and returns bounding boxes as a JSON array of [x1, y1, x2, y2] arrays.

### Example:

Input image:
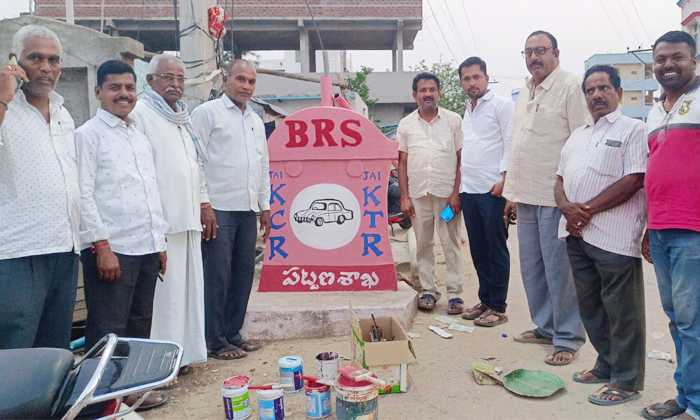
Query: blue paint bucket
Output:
[[257, 388, 285, 420], [305, 381, 332, 418], [278, 356, 304, 393]]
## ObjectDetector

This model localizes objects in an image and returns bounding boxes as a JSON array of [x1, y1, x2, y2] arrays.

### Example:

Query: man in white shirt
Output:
[[397, 72, 465, 315], [555, 65, 647, 406], [0, 26, 81, 350], [131, 54, 209, 375], [76, 60, 168, 356], [191, 59, 271, 360], [457, 57, 513, 327]]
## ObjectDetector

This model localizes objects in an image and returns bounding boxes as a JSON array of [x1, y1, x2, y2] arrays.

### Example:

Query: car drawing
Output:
[[294, 199, 354, 227]]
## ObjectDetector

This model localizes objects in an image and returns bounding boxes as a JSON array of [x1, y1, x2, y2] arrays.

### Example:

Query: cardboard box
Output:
[[350, 303, 416, 394]]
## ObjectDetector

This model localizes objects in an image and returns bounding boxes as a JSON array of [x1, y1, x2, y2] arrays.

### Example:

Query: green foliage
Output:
[[411, 60, 467, 116], [347, 66, 378, 108], [346, 66, 382, 127]]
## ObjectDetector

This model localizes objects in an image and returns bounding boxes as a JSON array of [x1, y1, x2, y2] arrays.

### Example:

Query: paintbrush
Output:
[[295, 374, 335, 386], [338, 366, 387, 387], [248, 383, 294, 390]]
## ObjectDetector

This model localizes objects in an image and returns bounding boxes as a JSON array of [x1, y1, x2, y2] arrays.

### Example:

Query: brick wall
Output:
[[35, 0, 422, 20]]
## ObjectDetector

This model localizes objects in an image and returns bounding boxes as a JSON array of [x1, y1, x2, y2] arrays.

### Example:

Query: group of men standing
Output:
[[0, 25, 268, 410], [398, 29, 700, 418]]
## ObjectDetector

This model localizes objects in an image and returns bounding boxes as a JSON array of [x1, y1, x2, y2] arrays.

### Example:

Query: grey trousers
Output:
[[202, 210, 257, 352], [516, 203, 586, 351], [567, 237, 646, 391], [0, 252, 79, 350]]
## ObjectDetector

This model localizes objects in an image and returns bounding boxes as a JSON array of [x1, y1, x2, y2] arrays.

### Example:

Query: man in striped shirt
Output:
[[555, 65, 647, 406]]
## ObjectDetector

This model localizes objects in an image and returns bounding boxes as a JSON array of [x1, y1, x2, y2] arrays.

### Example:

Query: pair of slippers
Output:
[[574, 370, 642, 407], [208, 341, 261, 360], [513, 330, 576, 366]]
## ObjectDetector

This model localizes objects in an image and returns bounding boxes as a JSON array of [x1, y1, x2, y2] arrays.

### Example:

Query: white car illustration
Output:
[[294, 199, 354, 227]]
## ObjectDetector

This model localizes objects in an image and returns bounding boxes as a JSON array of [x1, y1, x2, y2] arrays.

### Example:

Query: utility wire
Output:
[[460, 1, 481, 57], [424, 21, 448, 61], [172, 0, 179, 52], [629, 0, 654, 44], [437, 0, 469, 57], [426, 0, 458, 63], [616, 0, 641, 47], [598, 0, 630, 47]]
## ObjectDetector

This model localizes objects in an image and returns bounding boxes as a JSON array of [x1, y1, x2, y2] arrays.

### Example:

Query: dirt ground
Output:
[[142, 224, 677, 420]]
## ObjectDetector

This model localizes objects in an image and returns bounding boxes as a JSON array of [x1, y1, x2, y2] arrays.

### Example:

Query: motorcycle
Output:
[[0, 334, 182, 420]]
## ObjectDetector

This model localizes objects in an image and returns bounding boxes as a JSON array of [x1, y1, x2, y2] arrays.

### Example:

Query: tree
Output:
[[412, 60, 467, 116], [346, 66, 384, 129]]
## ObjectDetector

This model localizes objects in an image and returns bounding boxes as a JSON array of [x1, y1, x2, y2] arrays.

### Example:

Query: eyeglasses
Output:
[[521, 47, 553, 58], [151, 74, 187, 83]]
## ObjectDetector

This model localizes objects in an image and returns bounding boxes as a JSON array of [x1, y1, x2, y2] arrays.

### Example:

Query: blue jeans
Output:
[[516, 203, 586, 352], [650, 229, 700, 420]]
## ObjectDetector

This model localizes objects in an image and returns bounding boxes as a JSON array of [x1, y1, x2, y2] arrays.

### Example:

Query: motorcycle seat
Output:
[[0, 347, 74, 419]]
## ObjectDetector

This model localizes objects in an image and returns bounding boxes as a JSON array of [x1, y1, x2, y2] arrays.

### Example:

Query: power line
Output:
[[460, 1, 481, 57], [426, 0, 458, 63], [424, 22, 448, 61], [437, 0, 469, 58], [598, 0, 630, 47], [616, 0, 641, 47], [629, 0, 654, 44]]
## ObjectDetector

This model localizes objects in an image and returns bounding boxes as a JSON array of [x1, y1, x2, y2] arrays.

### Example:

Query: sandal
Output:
[[179, 365, 194, 375], [572, 368, 610, 384], [233, 340, 261, 352], [513, 329, 553, 344], [642, 400, 684, 420], [208, 344, 247, 360], [156, 379, 179, 391], [418, 294, 437, 310], [125, 392, 168, 412], [447, 298, 464, 315], [588, 385, 640, 406], [473, 309, 508, 327], [461, 303, 488, 320], [545, 348, 578, 366]]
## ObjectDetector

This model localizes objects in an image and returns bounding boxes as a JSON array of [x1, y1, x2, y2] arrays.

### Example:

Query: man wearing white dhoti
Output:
[[131, 54, 214, 374]]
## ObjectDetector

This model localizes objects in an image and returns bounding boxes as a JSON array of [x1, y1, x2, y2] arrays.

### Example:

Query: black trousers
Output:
[[0, 252, 78, 349], [202, 210, 257, 351], [566, 237, 646, 391], [81, 250, 160, 350], [459, 192, 510, 312]]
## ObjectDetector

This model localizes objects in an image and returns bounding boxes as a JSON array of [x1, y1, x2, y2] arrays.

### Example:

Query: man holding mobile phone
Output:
[[0, 25, 81, 350], [397, 72, 465, 315]]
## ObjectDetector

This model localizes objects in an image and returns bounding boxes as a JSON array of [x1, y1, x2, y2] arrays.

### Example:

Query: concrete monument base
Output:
[[240, 281, 418, 341]]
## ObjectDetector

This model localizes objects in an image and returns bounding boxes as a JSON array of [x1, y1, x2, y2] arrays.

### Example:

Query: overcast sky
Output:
[[0, 0, 682, 97]]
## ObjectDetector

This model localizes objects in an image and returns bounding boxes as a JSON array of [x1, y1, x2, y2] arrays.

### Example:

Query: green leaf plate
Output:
[[501, 369, 565, 398]]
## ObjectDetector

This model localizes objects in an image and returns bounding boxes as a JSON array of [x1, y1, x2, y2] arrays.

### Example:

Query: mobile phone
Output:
[[440, 205, 454, 223], [9, 56, 22, 90]]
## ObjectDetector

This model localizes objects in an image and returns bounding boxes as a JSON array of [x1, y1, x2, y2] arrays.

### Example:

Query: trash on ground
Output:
[[648, 350, 673, 362], [434, 315, 456, 324], [470, 360, 565, 397], [406, 332, 421, 339], [428, 325, 453, 339], [448, 322, 475, 333], [651, 332, 665, 339], [494, 367, 503, 374], [501, 334, 508, 338]]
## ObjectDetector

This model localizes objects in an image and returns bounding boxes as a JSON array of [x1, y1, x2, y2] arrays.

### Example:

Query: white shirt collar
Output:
[[96, 107, 135, 128], [222, 94, 252, 116]]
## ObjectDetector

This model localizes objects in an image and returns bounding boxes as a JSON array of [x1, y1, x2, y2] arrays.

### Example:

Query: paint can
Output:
[[221, 376, 252, 420], [305, 381, 332, 419], [257, 388, 285, 420], [335, 372, 378, 420], [315, 352, 339, 382], [278, 356, 304, 393]]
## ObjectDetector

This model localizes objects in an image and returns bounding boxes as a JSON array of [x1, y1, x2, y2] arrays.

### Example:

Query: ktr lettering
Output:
[[285, 119, 362, 148]]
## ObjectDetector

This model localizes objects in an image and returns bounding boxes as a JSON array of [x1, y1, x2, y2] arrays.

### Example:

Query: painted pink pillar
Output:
[[260, 106, 398, 292]]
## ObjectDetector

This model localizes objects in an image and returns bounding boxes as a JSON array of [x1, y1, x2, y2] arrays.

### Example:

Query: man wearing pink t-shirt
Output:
[[642, 31, 700, 420]]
